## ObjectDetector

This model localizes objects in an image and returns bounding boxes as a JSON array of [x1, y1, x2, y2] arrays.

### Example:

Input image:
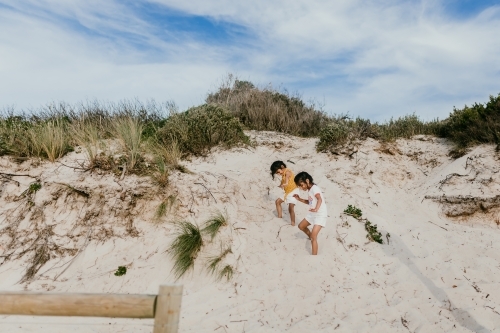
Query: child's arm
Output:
[[292, 194, 308, 204], [309, 193, 322, 212]]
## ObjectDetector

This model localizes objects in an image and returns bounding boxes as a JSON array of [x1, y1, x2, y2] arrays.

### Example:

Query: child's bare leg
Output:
[[288, 204, 296, 226], [298, 219, 311, 239], [310, 225, 323, 255], [275, 198, 284, 218]]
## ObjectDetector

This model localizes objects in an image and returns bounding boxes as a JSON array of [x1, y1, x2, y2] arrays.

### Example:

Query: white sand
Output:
[[1, 131, 499, 332]]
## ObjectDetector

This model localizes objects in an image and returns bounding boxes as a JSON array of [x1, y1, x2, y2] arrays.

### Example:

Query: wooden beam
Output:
[[153, 285, 183, 333], [0, 292, 156, 318]]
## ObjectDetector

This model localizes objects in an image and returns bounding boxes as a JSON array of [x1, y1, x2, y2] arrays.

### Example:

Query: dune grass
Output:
[[206, 246, 232, 276], [1, 83, 499, 164], [218, 265, 234, 282], [202, 211, 228, 241], [207, 74, 328, 137], [169, 221, 204, 279], [155, 195, 177, 221], [113, 116, 144, 171]]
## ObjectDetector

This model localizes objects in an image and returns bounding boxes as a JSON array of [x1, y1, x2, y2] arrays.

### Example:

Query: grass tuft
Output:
[[155, 195, 177, 221], [206, 246, 232, 276], [202, 211, 228, 241], [113, 117, 144, 171], [218, 265, 234, 282], [169, 221, 204, 280]]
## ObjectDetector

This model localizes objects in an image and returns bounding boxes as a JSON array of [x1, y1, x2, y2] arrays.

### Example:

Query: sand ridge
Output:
[[1, 131, 499, 332]]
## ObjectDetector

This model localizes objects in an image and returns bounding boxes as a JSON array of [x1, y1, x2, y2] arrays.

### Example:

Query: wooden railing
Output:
[[0, 284, 182, 333]]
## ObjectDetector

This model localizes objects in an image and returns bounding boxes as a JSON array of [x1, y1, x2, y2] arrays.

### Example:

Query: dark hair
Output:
[[294, 171, 314, 186], [270, 161, 286, 179]]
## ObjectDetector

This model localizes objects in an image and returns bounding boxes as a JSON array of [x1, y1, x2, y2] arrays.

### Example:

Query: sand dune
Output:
[[1, 131, 499, 332]]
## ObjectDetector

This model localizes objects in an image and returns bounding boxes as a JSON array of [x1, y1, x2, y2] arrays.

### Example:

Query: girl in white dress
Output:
[[293, 172, 327, 255]]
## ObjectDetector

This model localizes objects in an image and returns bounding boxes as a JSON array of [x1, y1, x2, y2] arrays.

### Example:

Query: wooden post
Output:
[[0, 293, 156, 318], [153, 285, 183, 333]]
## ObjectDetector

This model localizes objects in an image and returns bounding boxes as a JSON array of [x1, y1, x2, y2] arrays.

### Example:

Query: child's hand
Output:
[[309, 208, 318, 212], [293, 194, 300, 199]]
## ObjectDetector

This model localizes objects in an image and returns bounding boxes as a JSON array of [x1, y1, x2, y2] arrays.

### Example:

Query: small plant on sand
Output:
[[114, 266, 127, 276], [18, 182, 42, 204], [202, 211, 228, 241], [365, 221, 383, 244], [218, 265, 234, 282], [169, 221, 204, 279], [206, 245, 232, 276], [155, 195, 177, 221], [344, 205, 362, 219]]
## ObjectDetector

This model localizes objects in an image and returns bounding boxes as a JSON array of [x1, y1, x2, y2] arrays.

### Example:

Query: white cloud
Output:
[[1, 0, 499, 120]]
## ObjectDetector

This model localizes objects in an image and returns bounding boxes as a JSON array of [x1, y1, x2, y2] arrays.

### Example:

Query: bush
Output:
[[317, 114, 443, 153], [375, 114, 441, 141], [158, 104, 248, 156], [316, 116, 376, 152], [207, 75, 328, 137], [439, 94, 500, 148]]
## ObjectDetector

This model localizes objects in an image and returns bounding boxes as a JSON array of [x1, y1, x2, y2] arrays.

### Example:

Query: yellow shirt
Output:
[[281, 168, 297, 198]]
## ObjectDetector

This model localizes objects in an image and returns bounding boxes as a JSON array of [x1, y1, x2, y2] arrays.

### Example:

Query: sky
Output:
[[0, 0, 499, 121]]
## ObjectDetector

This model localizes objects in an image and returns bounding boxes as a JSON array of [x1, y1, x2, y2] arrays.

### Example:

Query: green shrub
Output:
[[365, 221, 383, 244], [343, 205, 362, 218], [158, 104, 248, 156], [439, 94, 500, 148], [114, 266, 127, 276]]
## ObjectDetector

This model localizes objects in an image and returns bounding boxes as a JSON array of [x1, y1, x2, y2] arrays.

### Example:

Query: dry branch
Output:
[[195, 182, 217, 203]]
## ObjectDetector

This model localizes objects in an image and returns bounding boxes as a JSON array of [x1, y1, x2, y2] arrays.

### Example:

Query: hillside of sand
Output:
[[1, 131, 500, 333]]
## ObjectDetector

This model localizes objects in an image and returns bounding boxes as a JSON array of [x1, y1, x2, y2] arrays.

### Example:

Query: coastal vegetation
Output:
[[1, 75, 499, 174]]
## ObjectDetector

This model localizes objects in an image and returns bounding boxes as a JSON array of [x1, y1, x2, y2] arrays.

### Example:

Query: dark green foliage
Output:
[[158, 104, 249, 156], [365, 221, 383, 244], [169, 221, 204, 280], [344, 205, 385, 245], [438, 94, 500, 149], [114, 266, 127, 276], [343, 205, 362, 219]]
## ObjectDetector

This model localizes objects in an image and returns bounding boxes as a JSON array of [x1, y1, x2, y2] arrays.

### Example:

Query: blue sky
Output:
[[0, 0, 499, 121]]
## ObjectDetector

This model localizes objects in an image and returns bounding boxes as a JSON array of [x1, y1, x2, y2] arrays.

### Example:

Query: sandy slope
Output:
[[1, 131, 499, 332]]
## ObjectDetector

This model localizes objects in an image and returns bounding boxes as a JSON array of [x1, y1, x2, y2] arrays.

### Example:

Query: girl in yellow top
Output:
[[270, 161, 300, 226]]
